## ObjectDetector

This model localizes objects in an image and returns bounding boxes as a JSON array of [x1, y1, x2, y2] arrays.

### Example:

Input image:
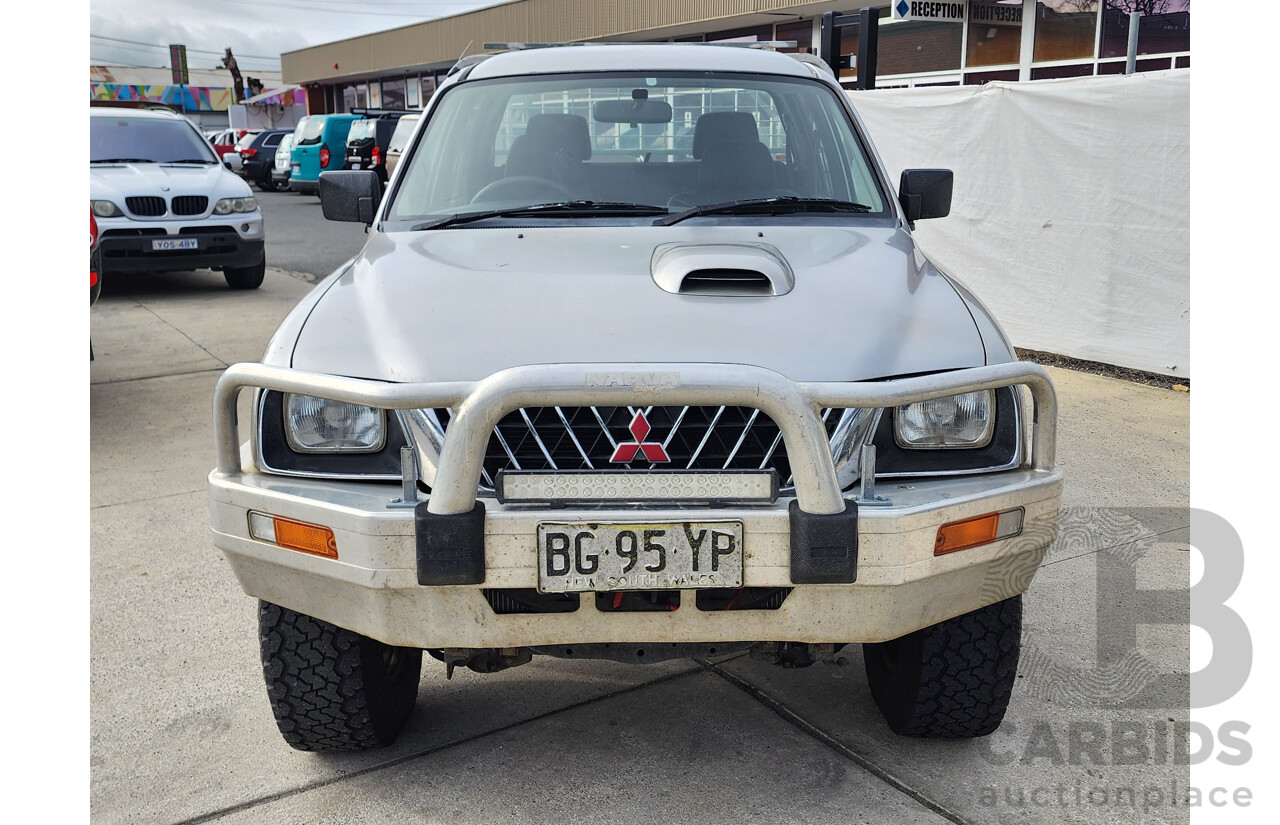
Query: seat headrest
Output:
[[523, 113, 592, 161], [692, 112, 761, 159]]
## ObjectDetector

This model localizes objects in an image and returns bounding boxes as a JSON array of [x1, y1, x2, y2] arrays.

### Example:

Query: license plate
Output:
[[537, 521, 743, 593], [151, 238, 198, 251], [348, 160, 362, 169]]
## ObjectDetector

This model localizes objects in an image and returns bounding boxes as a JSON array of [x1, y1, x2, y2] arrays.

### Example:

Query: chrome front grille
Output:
[[434, 406, 842, 489]]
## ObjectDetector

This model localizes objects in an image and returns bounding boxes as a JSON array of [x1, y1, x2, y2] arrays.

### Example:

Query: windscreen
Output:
[[295, 117, 326, 146], [386, 72, 888, 224], [91, 116, 217, 163], [348, 120, 376, 142], [387, 117, 419, 153]]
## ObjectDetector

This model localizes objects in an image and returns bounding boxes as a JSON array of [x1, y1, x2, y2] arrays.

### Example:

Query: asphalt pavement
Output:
[[256, 188, 370, 281], [89, 198, 1191, 824]]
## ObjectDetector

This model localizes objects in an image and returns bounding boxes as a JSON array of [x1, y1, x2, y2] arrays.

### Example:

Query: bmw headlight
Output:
[[214, 197, 259, 214], [894, 390, 995, 449], [284, 395, 386, 453], [92, 200, 123, 218]]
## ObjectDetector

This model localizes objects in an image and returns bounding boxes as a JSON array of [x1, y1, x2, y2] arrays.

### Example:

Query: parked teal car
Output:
[[289, 114, 360, 195]]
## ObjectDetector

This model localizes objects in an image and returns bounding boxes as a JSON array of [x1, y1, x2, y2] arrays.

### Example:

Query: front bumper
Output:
[[208, 362, 1062, 649], [98, 214, 265, 274]]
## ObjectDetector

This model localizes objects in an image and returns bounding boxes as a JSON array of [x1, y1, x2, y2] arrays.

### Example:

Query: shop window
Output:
[[1100, 0, 1190, 58], [878, 20, 963, 76], [965, 68, 1020, 84], [706, 24, 773, 43], [1034, 1, 1099, 62], [1097, 56, 1175, 73], [382, 78, 406, 110], [342, 84, 357, 112], [775, 21, 813, 53], [966, 1, 1023, 68], [1030, 63, 1095, 79]]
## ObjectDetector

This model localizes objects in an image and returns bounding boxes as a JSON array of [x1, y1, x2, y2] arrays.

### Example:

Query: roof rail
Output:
[[786, 51, 836, 77], [349, 108, 415, 118], [481, 41, 799, 51], [447, 53, 493, 76]]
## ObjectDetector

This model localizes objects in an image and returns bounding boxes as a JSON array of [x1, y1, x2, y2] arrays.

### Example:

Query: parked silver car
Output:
[[91, 107, 266, 289], [271, 132, 294, 190], [209, 44, 1062, 751]]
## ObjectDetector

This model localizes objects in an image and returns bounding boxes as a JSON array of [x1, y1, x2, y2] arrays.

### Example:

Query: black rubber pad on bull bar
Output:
[[788, 499, 859, 584], [416, 502, 486, 585]]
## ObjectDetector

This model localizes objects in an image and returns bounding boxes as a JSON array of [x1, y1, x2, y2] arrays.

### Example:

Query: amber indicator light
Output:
[[273, 517, 339, 559], [935, 512, 1000, 556]]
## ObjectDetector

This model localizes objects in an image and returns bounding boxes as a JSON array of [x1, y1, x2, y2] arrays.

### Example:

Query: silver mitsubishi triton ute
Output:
[[207, 43, 1062, 751]]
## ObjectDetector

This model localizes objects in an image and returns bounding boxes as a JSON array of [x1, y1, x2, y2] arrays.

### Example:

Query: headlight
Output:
[[894, 390, 995, 449], [284, 395, 386, 453], [214, 197, 258, 214], [91, 200, 123, 218]]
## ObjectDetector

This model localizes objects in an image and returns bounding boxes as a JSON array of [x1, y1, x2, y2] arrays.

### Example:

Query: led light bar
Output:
[[496, 470, 778, 505]]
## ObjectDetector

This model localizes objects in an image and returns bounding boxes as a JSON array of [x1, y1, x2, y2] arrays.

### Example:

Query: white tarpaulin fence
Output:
[[848, 70, 1189, 377]]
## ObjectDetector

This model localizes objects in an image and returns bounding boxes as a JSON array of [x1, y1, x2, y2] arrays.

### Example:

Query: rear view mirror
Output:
[[593, 99, 673, 124], [319, 170, 383, 224], [898, 169, 953, 223]]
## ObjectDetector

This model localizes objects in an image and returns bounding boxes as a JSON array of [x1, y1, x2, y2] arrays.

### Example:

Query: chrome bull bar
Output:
[[212, 361, 1057, 517]]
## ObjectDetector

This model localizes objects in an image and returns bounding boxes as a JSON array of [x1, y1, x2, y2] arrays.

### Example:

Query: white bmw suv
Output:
[[90, 107, 266, 289]]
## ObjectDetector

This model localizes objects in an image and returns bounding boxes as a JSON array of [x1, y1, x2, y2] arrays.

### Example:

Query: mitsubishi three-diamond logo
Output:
[[610, 411, 671, 464]]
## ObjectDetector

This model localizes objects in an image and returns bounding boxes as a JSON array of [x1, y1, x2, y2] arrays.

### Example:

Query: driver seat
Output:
[[504, 114, 592, 186]]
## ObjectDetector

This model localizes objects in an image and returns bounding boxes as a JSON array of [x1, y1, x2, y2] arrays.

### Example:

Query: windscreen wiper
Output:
[[654, 196, 872, 226], [161, 158, 219, 165], [412, 201, 667, 231], [91, 158, 154, 164]]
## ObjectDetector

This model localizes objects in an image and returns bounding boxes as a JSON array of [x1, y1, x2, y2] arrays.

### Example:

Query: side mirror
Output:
[[319, 170, 383, 224], [898, 169, 953, 223], [223, 159, 233, 170]]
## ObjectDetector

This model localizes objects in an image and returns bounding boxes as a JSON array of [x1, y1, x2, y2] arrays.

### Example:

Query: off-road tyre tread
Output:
[[259, 601, 422, 751], [864, 595, 1021, 738]]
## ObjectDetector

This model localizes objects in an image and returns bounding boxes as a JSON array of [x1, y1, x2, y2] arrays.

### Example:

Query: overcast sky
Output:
[[89, 0, 501, 74]]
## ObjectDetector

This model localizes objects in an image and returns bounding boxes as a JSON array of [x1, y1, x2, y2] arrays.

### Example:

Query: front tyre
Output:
[[863, 595, 1021, 738], [223, 260, 265, 289], [259, 601, 423, 751]]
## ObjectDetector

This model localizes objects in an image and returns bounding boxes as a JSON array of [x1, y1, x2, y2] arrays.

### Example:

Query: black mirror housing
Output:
[[592, 99, 673, 124], [898, 169, 953, 223], [319, 170, 383, 224]]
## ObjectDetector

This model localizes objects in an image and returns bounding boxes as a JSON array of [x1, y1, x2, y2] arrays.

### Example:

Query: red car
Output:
[[207, 128, 247, 161], [90, 208, 102, 306]]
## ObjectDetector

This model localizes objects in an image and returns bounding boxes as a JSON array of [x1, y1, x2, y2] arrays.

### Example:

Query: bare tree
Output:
[[1106, 0, 1176, 14], [1054, 0, 1177, 12], [219, 48, 245, 103]]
